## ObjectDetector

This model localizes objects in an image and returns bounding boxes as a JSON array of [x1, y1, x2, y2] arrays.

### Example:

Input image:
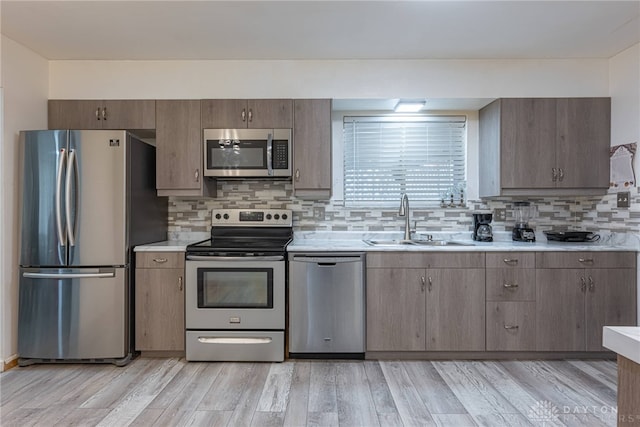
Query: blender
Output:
[[512, 201, 536, 242]]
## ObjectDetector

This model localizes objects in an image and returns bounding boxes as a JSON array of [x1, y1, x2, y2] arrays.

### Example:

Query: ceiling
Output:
[[2, 1, 639, 61]]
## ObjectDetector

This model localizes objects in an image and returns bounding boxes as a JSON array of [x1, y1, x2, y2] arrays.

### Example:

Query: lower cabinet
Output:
[[135, 252, 185, 352], [485, 252, 536, 351], [536, 252, 637, 352], [365, 250, 636, 356], [366, 252, 485, 352]]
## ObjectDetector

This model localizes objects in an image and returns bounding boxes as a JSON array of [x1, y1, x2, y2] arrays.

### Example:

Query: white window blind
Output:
[[343, 115, 466, 205]]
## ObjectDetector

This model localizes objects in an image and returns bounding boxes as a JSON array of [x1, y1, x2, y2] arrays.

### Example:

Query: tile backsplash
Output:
[[168, 181, 640, 237]]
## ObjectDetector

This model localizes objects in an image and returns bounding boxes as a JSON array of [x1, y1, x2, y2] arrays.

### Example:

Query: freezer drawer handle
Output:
[[23, 271, 116, 279], [197, 337, 272, 345]]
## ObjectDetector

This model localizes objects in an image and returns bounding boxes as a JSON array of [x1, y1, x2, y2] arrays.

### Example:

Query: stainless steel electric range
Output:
[[185, 209, 292, 362]]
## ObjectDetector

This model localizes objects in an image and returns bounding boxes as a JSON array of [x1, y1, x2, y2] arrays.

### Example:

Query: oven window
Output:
[[197, 268, 273, 308]]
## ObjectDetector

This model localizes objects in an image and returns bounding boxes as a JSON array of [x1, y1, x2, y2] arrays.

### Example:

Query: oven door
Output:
[[185, 257, 285, 330], [203, 129, 291, 178]]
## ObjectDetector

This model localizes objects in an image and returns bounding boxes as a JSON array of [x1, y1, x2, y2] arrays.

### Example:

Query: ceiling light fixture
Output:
[[394, 100, 426, 113]]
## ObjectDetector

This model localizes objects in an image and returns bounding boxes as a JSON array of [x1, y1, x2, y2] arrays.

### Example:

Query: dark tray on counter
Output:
[[543, 231, 600, 242]]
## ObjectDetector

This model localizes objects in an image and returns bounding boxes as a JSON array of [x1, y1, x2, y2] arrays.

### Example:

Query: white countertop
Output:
[[134, 240, 192, 252], [603, 327, 640, 364], [287, 231, 640, 252]]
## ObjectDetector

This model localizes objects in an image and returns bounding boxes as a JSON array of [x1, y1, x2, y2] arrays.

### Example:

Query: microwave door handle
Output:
[[266, 132, 273, 176]]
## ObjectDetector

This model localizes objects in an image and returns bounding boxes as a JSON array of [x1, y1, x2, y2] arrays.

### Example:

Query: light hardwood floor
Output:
[[0, 358, 619, 427]]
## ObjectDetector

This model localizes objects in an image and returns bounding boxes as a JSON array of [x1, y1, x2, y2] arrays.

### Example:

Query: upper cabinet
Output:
[[48, 100, 156, 130], [201, 99, 293, 129], [156, 100, 215, 197], [479, 98, 610, 197], [293, 99, 332, 198]]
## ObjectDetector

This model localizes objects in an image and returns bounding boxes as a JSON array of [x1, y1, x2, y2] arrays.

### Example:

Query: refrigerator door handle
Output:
[[23, 271, 116, 279], [65, 149, 79, 246], [55, 148, 67, 247]]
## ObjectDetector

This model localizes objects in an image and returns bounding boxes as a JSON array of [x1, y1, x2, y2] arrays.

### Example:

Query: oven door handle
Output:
[[186, 255, 284, 262]]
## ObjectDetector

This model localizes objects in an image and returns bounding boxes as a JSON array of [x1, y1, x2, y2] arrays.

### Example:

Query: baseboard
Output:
[[1, 355, 19, 372]]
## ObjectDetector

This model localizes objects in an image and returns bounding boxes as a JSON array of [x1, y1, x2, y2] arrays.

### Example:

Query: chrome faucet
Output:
[[398, 193, 411, 241]]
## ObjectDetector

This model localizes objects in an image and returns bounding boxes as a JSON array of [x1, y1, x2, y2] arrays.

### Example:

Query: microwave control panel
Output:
[[273, 140, 289, 169]]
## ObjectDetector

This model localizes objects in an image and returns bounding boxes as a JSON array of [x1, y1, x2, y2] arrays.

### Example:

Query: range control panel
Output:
[[211, 209, 293, 227]]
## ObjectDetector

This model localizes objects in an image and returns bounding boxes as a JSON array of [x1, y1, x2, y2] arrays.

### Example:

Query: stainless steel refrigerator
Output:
[[18, 130, 167, 366]]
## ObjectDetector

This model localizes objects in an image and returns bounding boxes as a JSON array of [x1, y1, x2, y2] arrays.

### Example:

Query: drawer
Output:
[[486, 302, 535, 351], [486, 269, 535, 301], [486, 252, 535, 269], [137, 251, 185, 269], [536, 251, 636, 269]]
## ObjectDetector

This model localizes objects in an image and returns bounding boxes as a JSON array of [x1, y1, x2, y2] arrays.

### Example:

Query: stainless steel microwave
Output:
[[203, 129, 292, 178]]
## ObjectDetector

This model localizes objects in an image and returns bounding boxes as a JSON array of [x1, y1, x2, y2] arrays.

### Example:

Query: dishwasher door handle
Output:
[[292, 256, 363, 264]]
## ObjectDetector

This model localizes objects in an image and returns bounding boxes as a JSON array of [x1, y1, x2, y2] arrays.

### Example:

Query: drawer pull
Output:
[[153, 258, 168, 263], [503, 258, 519, 265], [504, 325, 519, 330], [578, 258, 594, 264], [503, 282, 519, 289]]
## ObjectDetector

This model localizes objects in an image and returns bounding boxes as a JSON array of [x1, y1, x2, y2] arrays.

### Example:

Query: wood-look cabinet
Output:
[[535, 252, 637, 352], [366, 252, 485, 352], [479, 97, 610, 197], [201, 99, 293, 129], [293, 99, 332, 198], [48, 100, 156, 130], [155, 100, 215, 197], [135, 251, 185, 352], [485, 252, 536, 351]]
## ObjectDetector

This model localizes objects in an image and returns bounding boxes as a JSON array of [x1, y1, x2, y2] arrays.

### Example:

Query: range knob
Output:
[[266, 214, 272, 220], [282, 214, 288, 220], [215, 213, 222, 220], [274, 214, 280, 220], [223, 213, 229, 220]]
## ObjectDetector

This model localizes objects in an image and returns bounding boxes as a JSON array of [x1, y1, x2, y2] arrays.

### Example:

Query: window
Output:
[[343, 115, 466, 206]]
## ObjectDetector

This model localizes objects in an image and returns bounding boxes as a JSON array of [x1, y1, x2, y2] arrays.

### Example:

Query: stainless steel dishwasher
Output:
[[288, 253, 365, 358]]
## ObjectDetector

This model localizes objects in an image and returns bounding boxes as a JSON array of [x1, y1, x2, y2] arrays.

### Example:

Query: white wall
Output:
[[1, 35, 48, 369], [49, 59, 610, 99], [609, 43, 640, 152]]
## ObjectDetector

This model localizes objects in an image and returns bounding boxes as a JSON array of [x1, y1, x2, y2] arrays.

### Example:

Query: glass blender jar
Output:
[[512, 201, 536, 242]]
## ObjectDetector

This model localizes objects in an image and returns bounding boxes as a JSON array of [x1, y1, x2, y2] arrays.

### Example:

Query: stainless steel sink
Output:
[[363, 239, 474, 247]]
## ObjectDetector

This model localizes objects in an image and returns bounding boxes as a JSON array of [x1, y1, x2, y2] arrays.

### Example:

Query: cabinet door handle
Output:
[[102, 107, 107, 121], [248, 109, 253, 122], [95, 107, 101, 121], [578, 258, 594, 264], [580, 276, 587, 292], [420, 276, 426, 292], [503, 258, 518, 265], [153, 257, 168, 264], [295, 169, 301, 182], [588, 276, 594, 292], [194, 169, 200, 182], [428, 276, 432, 292], [552, 168, 558, 182], [241, 108, 246, 122], [178, 276, 183, 291], [504, 325, 519, 330], [503, 282, 519, 289], [558, 168, 564, 182]]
